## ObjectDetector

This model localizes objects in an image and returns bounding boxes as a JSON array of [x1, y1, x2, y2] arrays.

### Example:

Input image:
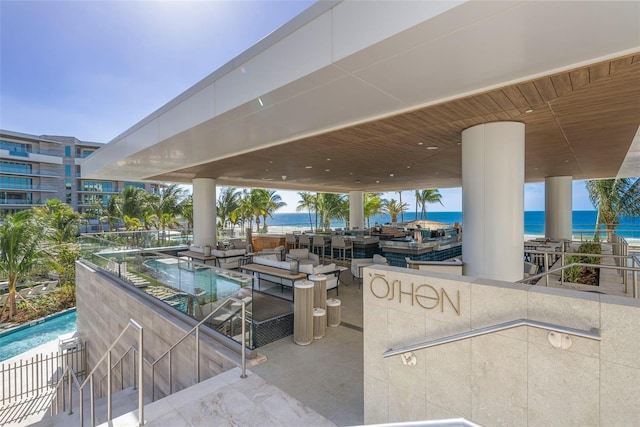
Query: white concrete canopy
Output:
[[82, 1, 640, 194]]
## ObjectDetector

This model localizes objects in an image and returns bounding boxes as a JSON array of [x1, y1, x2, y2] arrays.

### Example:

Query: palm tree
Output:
[[33, 199, 80, 244], [117, 186, 148, 221], [147, 184, 185, 243], [383, 198, 408, 223], [180, 195, 193, 231], [101, 196, 120, 231], [415, 189, 444, 219], [318, 193, 348, 231], [0, 211, 50, 319], [364, 192, 384, 229], [297, 192, 316, 231], [586, 178, 640, 240], [261, 190, 286, 232], [397, 191, 404, 222], [217, 187, 241, 231]]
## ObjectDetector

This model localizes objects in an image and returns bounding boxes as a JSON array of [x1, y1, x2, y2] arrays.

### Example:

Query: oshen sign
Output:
[[369, 274, 461, 316]]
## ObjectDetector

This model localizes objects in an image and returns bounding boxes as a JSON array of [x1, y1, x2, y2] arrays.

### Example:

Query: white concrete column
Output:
[[462, 122, 524, 282], [191, 178, 216, 252], [349, 191, 364, 230], [545, 176, 573, 241]]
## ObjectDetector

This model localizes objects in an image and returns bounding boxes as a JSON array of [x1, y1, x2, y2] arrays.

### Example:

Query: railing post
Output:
[[107, 350, 112, 421], [168, 350, 172, 395], [67, 368, 73, 415], [138, 326, 144, 427], [241, 301, 247, 379], [90, 375, 95, 427], [79, 387, 83, 426], [196, 327, 200, 383], [545, 254, 550, 287]]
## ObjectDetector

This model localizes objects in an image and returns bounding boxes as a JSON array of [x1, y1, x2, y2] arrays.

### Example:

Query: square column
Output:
[[462, 122, 524, 282]]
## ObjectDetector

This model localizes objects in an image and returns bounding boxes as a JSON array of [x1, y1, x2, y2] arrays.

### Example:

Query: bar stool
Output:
[[331, 237, 352, 261], [285, 233, 298, 251], [298, 234, 311, 249], [312, 236, 327, 260]]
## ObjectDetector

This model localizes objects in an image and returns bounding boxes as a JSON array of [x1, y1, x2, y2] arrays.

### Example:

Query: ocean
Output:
[[261, 211, 640, 242]]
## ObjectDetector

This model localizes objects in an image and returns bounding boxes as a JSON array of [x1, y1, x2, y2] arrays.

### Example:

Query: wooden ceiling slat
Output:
[[569, 68, 590, 90], [550, 73, 573, 97], [589, 62, 611, 83], [633, 55, 640, 64], [533, 78, 559, 103], [487, 89, 517, 111], [501, 86, 531, 111], [516, 82, 545, 109], [470, 93, 504, 114], [610, 57, 634, 73]]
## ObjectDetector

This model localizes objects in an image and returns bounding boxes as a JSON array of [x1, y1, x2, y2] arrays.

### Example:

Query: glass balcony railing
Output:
[[78, 234, 256, 349], [0, 167, 60, 177], [0, 183, 57, 191]]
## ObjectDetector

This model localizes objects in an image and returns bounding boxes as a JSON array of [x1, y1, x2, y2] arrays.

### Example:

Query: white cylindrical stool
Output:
[[326, 298, 341, 327], [313, 308, 326, 339], [294, 280, 314, 345], [308, 274, 327, 311]]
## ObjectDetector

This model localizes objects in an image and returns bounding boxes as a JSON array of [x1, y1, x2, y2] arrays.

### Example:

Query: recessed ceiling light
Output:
[[407, 165, 411, 169], [418, 142, 424, 146], [258, 97, 264, 107], [427, 146, 438, 150], [269, 160, 273, 164], [389, 173, 394, 177], [305, 166, 313, 169], [457, 142, 462, 146], [525, 109, 533, 113], [375, 180, 380, 183], [326, 158, 331, 161], [325, 169, 330, 172], [265, 168, 269, 171], [563, 159, 569, 163]]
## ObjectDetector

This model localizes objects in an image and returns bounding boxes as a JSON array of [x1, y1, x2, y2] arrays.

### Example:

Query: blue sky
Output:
[[0, 1, 595, 212]]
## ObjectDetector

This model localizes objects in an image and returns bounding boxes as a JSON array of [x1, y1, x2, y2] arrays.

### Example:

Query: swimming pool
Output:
[[143, 258, 247, 303], [0, 309, 77, 362]]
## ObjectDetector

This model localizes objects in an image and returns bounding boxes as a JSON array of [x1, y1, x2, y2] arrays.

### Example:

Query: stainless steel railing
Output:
[[50, 319, 144, 427], [96, 296, 249, 403], [383, 318, 601, 358]]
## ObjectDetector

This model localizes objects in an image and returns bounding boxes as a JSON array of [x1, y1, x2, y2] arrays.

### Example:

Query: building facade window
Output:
[[66, 179, 72, 190], [1, 161, 33, 174], [65, 165, 72, 176], [66, 193, 72, 204], [65, 146, 72, 157], [0, 140, 32, 153], [82, 181, 114, 192]]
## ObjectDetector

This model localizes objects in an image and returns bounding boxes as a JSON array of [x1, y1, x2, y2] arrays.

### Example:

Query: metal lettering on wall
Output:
[[369, 274, 461, 316]]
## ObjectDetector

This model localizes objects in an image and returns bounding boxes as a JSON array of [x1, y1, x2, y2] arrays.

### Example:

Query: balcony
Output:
[[0, 148, 62, 164], [0, 183, 57, 192], [0, 167, 60, 178]]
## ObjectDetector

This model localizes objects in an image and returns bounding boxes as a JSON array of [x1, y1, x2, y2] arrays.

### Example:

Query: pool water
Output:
[[143, 259, 244, 302], [0, 309, 77, 362]]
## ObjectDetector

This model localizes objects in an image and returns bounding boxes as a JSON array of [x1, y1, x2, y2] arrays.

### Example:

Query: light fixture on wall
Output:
[[548, 331, 572, 349]]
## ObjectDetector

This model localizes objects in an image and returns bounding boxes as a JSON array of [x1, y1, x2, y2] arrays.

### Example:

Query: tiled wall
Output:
[[363, 265, 640, 426]]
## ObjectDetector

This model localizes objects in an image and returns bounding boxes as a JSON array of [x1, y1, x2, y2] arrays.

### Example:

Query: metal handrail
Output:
[[518, 261, 640, 298], [146, 295, 249, 399], [49, 319, 144, 427], [383, 318, 601, 358]]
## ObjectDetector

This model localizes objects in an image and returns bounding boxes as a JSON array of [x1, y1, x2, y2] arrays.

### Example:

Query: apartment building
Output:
[[0, 129, 159, 217]]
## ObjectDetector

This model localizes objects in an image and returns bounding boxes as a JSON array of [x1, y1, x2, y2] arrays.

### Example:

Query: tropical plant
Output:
[[415, 189, 443, 219], [116, 186, 148, 220], [397, 191, 404, 222], [33, 199, 80, 244], [383, 198, 408, 223], [585, 177, 640, 240], [318, 193, 348, 231], [364, 192, 384, 229], [147, 184, 185, 242], [0, 211, 51, 318], [217, 187, 241, 231], [260, 190, 286, 232], [180, 195, 193, 230], [296, 192, 317, 231]]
